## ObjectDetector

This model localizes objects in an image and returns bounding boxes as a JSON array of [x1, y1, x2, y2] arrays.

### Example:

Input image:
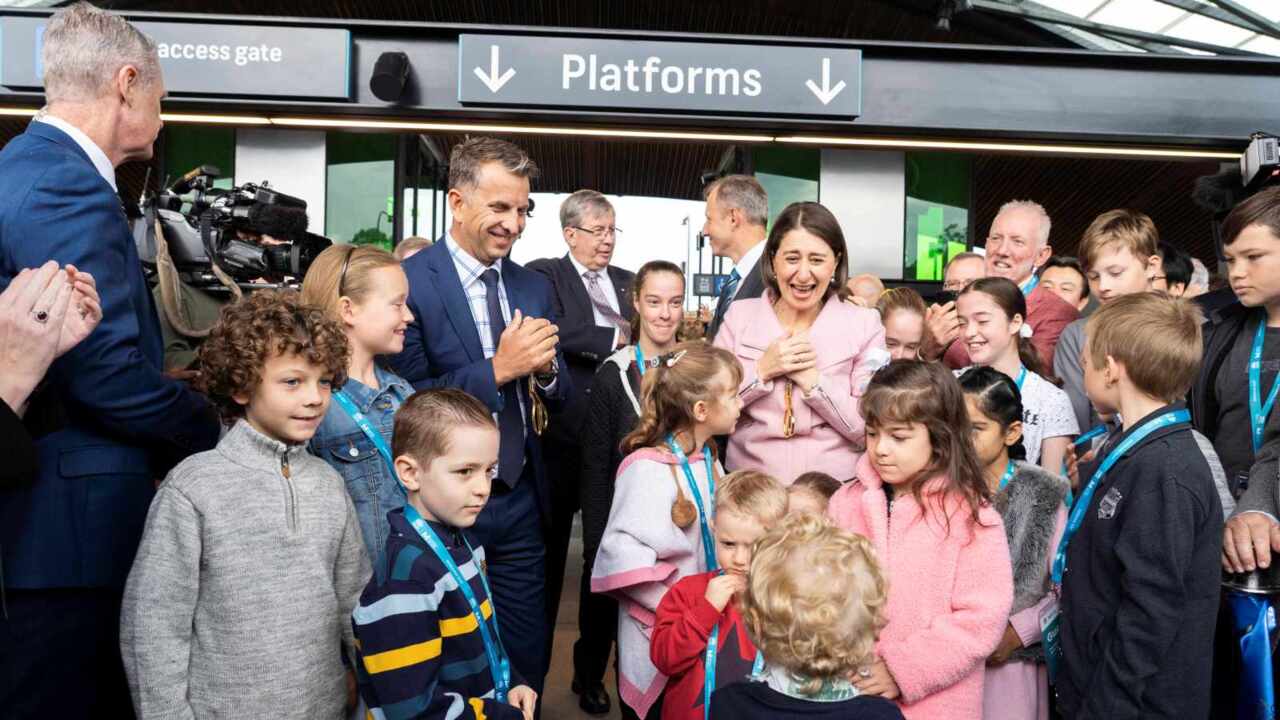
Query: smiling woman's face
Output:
[[772, 228, 837, 313]]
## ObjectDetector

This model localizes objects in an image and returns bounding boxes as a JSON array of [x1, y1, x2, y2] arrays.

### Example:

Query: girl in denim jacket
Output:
[[302, 244, 415, 573]]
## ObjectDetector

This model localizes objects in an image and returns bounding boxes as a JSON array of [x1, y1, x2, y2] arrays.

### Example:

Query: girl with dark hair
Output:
[[827, 360, 1013, 720], [957, 277, 1078, 472], [578, 260, 685, 716], [590, 341, 743, 720], [958, 367, 1068, 720], [714, 201, 888, 483]]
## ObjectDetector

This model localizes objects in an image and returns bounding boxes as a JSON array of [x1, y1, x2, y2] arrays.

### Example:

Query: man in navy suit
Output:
[[0, 5, 220, 716], [703, 175, 769, 341], [391, 137, 568, 698], [527, 190, 634, 716]]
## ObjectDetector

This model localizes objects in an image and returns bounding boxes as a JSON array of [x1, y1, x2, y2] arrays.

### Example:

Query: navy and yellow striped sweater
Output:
[[352, 508, 525, 720]]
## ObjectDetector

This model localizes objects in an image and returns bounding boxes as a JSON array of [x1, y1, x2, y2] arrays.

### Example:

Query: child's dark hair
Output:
[[393, 388, 497, 465], [860, 360, 992, 528], [196, 289, 349, 423], [792, 472, 842, 501], [621, 340, 743, 455], [959, 277, 1049, 379], [958, 366, 1027, 461]]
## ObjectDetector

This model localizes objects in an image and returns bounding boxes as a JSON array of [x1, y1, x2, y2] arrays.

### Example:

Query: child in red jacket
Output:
[[650, 470, 788, 720]]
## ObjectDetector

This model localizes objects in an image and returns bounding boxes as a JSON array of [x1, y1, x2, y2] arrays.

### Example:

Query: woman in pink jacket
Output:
[[829, 360, 1014, 720], [714, 201, 888, 484]]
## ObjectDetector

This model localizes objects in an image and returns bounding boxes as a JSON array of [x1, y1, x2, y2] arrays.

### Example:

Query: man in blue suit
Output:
[[0, 6, 220, 716], [391, 137, 569, 698]]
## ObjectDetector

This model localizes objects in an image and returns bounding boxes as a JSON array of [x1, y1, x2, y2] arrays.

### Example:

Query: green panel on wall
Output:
[[326, 132, 396, 249], [164, 126, 235, 190], [904, 152, 972, 281], [752, 146, 819, 228]]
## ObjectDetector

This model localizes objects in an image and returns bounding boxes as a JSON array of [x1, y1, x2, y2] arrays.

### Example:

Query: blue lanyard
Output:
[[403, 504, 511, 702], [1249, 321, 1280, 453], [1050, 409, 1189, 585], [704, 573, 765, 719], [331, 389, 403, 493], [1020, 275, 1040, 295], [666, 434, 717, 571], [1073, 424, 1108, 448], [635, 345, 647, 377], [1014, 366, 1028, 391], [998, 460, 1016, 491]]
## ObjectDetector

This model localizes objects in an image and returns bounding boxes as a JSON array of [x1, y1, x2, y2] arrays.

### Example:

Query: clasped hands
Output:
[[492, 310, 559, 386], [756, 330, 819, 392]]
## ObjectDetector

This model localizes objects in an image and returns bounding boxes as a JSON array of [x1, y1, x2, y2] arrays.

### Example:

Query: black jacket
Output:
[[1189, 298, 1280, 510], [710, 681, 904, 720], [1058, 405, 1224, 720], [706, 251, 766, 343], [526, 255, 634, 439], [0, 400, 36, 490], [579, 347, 642, 564]]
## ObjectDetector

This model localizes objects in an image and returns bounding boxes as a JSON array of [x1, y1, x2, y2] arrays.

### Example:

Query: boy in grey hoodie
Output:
[[120, 290, 371, 720]]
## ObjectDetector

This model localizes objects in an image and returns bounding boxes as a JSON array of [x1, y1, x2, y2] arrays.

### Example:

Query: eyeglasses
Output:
[[571, 226, 622, 238]]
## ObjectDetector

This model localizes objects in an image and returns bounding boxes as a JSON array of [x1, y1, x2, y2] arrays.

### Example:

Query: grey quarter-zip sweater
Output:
[[120, 419, 372, 720]]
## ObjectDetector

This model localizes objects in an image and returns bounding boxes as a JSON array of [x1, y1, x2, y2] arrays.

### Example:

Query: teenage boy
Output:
[[1055, 209, 1162, 434], [120, 290, 372, 719], [352, 388, 538, 720], [649, 470, 789, 720], [1198, 187, 1280, 574], [1057, 293, 1224, 719]]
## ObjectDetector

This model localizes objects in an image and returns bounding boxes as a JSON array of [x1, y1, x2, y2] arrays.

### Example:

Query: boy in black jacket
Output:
[[1058, 293, 1225, 719]]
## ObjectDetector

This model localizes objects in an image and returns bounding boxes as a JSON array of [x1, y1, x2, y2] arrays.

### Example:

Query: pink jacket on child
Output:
[[828, 455, 1014, 720]]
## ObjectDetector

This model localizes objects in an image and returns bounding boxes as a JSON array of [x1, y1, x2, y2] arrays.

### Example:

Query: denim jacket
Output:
[[309, 364, 412, 572]]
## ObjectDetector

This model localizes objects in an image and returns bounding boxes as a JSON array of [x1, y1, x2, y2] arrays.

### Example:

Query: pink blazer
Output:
[[828, 455, 1014, 720], [713, 293, 887, 484]]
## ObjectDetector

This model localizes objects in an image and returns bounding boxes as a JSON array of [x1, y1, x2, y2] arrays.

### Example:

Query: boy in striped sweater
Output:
[[352, 389, 537, 719]]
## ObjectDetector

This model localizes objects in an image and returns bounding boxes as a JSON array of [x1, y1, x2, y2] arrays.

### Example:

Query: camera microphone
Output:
[[245, 202, 309, 240]]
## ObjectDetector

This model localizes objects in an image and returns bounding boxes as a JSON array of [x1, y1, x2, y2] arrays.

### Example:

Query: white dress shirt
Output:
[[36, 112, 117, 192], [731, 240, 766, 301]]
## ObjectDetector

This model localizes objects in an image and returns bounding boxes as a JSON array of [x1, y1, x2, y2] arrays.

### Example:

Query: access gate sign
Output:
[[458, 34, 861, 119]]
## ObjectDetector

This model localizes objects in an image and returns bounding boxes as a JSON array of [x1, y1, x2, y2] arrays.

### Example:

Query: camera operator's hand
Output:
[[920, 301, 961, 361], [492, 310, 559, 386], [0, 262, 76, 414], [58, 265, 102, 358]]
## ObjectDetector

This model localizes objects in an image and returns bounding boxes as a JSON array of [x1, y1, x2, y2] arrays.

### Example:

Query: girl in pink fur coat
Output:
[[829, 360, 1014, 720]]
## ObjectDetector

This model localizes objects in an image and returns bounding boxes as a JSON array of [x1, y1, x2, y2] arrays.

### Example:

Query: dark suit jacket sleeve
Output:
[[527, 257, 616, 364], [0, 398, 37, 490], [10, 163, 217, 453], [394, 287, 503, 408]]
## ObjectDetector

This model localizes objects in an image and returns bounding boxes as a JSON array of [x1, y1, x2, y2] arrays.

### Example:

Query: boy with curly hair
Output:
[[120, 290, 372, 719], [711, 514, 903, 719]]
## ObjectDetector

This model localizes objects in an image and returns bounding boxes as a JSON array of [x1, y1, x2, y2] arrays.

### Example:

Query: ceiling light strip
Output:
[[775, 134, 1239, 159], [267, 116, 774, 142], [160, 112, 272, 125]]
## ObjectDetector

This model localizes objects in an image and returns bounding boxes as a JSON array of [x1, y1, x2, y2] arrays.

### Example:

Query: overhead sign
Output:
[[0, 16, 351, 100], [458, 33, 861, 119]]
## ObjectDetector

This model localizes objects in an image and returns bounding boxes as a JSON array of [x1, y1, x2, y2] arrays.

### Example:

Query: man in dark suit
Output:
[[391, 137, 569, 698], [703, 175, 769, 341], [527, 189, 634, 715], [0, 5, 220, 716]]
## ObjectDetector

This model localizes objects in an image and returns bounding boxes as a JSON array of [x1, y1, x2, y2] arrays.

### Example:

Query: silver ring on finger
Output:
[[32, 309, 49, 324], [858, 667, 872, 679]]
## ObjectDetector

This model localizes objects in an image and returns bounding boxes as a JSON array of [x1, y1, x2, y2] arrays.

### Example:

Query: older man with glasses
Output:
[[527, 189, 635, 715]]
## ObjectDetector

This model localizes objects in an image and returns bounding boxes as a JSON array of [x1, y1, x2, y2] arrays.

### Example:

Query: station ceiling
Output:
[[6, 0, 1238, 264]]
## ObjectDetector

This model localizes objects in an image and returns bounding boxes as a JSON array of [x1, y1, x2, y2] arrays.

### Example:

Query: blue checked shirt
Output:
[[444, 235, 556, 435]]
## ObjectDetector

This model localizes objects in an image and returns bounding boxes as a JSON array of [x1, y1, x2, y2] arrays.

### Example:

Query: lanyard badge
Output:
[[666, 434, 718, 571]]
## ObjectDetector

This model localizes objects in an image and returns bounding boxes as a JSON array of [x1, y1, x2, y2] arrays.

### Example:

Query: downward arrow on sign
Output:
[[805, 57, 847, 105], [474, 45, 516, 93]]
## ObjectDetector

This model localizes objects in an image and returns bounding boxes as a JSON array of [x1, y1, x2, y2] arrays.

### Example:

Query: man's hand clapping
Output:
[[920, 301, 961, 361], [492, 310, 559, 385]]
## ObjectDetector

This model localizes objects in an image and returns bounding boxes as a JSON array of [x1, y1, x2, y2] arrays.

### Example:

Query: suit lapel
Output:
[[425, 242, 485, 362], [559, 254, 595, 322], [608, 265, 635, 320]]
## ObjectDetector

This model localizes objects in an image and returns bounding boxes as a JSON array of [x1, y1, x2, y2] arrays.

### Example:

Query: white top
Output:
[[567, 252, 622, 348], [36, 113, 117, 191], [731, 240, 766, 300], [956, 366, 1079, 465]]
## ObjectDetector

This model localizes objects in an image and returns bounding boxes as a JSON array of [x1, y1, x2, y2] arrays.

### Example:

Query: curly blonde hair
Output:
[[196, 289, 349, 422], [739, 514, 887, 696]]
